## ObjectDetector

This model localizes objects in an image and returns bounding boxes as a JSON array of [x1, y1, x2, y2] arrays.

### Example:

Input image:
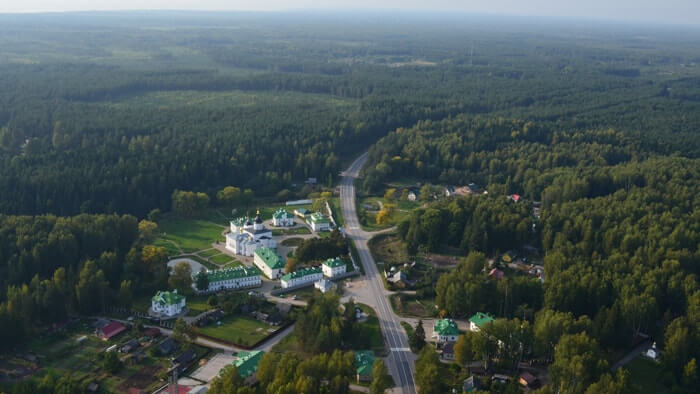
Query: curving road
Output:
[[340, 153, 417, 394]]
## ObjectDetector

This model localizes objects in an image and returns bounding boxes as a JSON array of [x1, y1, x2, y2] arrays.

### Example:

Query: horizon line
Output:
[[0, 8, 697, 29]]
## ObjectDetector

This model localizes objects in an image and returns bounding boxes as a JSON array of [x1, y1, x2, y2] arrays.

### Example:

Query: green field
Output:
[[272, 227, 312, 236], [186, 295, 215, 317], [369, 234, 410, 266], [152, 237, 181, 256], [210, 253, 234, 265], [198, 249, 220, 258], [357, 196, 417, 232], [158, 215, 225, 253], [198, 315, 273, 347]]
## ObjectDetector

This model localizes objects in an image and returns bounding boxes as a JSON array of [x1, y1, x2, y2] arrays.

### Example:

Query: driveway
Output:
[[168, 257, 205, 273]]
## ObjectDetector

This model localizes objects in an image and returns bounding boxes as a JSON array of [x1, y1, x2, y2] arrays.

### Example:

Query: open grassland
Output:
[[210, 253, 235, 265], [357, 196, 419, 231], [158, 215, 225, 253], [369, 234, 410, 266], [197, 315, 273, 347]]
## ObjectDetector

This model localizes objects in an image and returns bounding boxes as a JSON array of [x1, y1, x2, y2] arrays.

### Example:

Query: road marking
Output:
[[391, 347, 411, 352]]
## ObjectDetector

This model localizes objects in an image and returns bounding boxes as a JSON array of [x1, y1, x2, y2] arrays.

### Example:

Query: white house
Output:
[[307, 212, 331, 232], [469, 312, 494, 332], [197, 266, 262, 292], [226, 212, 276, 256], [280, 267, 323, 289], [315, 279, 336, 294], [433, 318, 460, 343], [272, 209, 295, 227], [151, 290, 186, 317], [253, 247, 285, 279], [322, 257, 347, 278]]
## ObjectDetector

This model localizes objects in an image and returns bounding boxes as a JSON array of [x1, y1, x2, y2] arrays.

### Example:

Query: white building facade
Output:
[[253, 247, 285, 279], [308, 212, 331, 232], [199, 266, 262, 292], [322, 257, 347, 278], [151, 290, 186, 317], [272, 209, 295, 227], [281, 267, 323, 289], [226, 213, 276, 256]]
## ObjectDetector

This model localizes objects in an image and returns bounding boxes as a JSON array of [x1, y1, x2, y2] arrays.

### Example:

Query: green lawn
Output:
[[198, 249, 220, 258], [152, 237, 181, 256], [328, 197, 345, 226], [357, 196, 418, 232], [158, 215, 225, 253], [197, 315, 273, 347], [186, 295, 215, 316], [401, 321, 414, 339], [356, 304, 386, 353], [625, 357, 668, 393], [210, 253, 234, 265], [272, 227, 312, 236]]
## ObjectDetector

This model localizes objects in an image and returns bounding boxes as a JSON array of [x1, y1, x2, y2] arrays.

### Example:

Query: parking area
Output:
[[190, 352, 236, 382]]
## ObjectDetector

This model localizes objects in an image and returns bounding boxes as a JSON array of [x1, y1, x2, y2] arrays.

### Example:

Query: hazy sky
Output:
[[2, 1, 699, 25]]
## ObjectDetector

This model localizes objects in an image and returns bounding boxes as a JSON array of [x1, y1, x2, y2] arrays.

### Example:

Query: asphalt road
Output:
[[340, 153, 417, 394]]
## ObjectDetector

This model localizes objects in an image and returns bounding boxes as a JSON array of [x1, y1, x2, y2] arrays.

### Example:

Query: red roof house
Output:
[[509, 194, 521, 202], [96, 321, 126, 340]]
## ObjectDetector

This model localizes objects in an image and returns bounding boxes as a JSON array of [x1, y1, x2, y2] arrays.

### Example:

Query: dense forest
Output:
[[0, 10, 699, 393], [364, 75, 700, 393], [1, 13, 700, 217]]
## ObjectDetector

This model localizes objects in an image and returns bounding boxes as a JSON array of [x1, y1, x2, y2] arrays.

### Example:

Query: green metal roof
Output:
[[273, 209, 292, 219], [281, 266, 322, 282], [469, 312, 494, 328], [198, 266, 261, 282], [254, 247, 285, 270], [323, 257, 345, 268], [434, 319, 460, 336], [354, 351, 375, 376], [152, 291, 185, 306], [233, 350, 264, 378], [231, 216, 250, 227], [308, 212, 329, 224]]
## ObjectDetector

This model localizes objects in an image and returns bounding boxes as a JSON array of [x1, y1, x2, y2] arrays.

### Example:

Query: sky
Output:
[[1, 0, 698, 25]]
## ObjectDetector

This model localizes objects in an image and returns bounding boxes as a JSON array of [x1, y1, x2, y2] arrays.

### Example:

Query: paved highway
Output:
[[340, 153, 417, 394]]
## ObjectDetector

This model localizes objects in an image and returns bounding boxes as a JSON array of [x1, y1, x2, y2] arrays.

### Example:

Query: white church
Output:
[[225, 211, 277, 257]]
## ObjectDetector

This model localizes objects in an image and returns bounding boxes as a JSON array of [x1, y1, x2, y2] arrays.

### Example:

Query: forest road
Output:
[[340, 153, 417, 394]]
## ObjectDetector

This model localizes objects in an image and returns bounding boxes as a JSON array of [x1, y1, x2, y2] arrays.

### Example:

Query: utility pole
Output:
[[167, 365, 178, 394]]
